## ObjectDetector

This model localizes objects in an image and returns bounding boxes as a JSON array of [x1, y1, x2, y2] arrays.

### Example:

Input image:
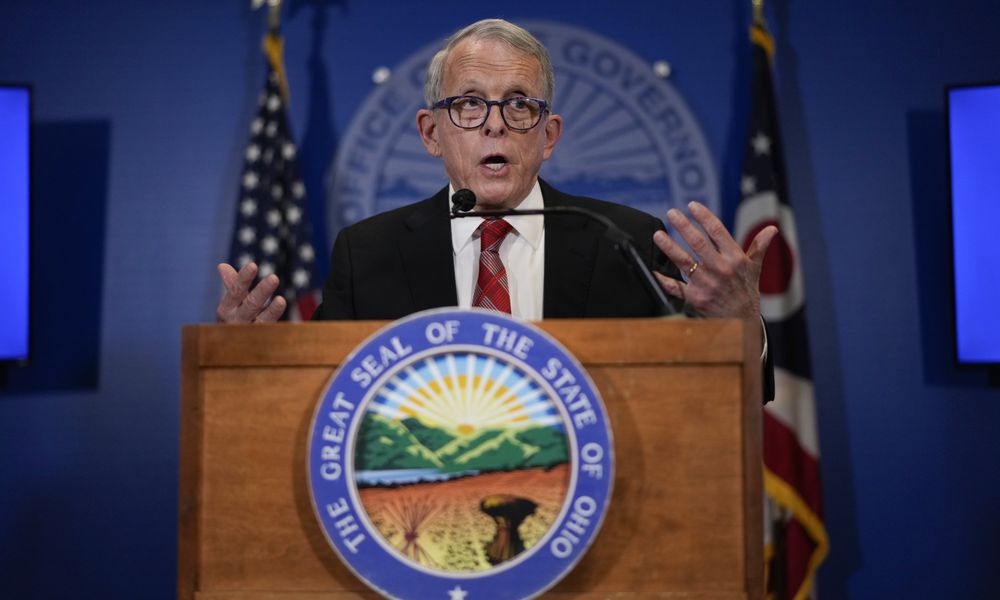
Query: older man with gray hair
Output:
[[216, 18, 776, 367]]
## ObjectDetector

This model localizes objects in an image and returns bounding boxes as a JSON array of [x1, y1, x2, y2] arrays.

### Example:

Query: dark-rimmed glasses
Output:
[[431, 95, 549, 131]]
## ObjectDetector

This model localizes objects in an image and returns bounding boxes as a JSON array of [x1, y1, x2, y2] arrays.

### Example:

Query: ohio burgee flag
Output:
[[734, 19, 829, 600]]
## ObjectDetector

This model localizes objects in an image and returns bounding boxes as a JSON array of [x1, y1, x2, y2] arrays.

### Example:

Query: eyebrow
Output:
[[454, 76, 534, 99], [459, 88, 531, 99]]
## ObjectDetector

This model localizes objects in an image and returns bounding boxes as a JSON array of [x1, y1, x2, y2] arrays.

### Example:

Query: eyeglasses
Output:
[[431, 95, 549, 131]]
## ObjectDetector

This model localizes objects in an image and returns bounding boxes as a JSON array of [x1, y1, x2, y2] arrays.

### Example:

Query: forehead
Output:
[[441, 38, 544, 96]]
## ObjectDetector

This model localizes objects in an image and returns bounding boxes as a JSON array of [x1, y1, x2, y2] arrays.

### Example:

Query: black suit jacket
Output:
[[313, 180, 774, 400], [314, 179, 680, 320]]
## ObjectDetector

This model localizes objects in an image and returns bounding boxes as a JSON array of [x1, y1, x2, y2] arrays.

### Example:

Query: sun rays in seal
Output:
[[367, 352, 560, 435]]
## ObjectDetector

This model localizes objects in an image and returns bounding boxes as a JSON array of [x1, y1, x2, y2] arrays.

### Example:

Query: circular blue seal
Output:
[[308, 308, 614, 600]]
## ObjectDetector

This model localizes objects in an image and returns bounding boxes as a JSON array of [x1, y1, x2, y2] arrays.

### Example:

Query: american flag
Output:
[[734, 20, 829, 600], [228, 33, 318, 321]]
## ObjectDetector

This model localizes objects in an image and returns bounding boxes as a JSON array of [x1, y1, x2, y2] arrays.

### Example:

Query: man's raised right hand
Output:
[[216, 262, 287, 323]]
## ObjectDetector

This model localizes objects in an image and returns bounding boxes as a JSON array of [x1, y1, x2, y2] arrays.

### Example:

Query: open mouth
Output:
[[481, 154, 508, 171]]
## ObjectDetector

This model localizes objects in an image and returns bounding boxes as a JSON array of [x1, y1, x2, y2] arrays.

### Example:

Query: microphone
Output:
[[451, 188, 477, 214], [449, 188, 678, 316]]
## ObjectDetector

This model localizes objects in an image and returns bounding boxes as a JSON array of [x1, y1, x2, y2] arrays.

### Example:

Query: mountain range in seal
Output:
[[355, 414, 569, 475]]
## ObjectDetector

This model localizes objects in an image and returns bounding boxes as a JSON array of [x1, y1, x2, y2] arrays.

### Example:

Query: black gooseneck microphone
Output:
[[451, 188, 477, 213], [450, 188, 678, 316]]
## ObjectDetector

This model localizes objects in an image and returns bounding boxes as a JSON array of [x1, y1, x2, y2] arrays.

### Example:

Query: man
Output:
[[217, 19, 776, 376]]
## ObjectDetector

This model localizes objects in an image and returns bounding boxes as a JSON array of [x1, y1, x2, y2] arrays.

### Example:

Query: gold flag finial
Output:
[[752, 0, 766, 27], [749, 0, 775, 59], [252, 0, 289, 100]]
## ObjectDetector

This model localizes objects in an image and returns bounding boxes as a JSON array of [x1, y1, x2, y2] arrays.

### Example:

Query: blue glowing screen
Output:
[[949, 83, 1000, 363], [0, 85, 30, 362]]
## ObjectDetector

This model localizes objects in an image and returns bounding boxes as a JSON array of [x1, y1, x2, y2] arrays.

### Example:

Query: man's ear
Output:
[[542, 113, 563, 161], [416, 109, 441, 157]]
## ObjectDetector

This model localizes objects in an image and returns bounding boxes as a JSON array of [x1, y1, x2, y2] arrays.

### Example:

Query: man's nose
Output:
[[482, 105, 507, 136]]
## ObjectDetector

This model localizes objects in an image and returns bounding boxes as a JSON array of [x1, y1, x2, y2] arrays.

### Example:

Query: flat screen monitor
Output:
[[947, 81, 1000, 365], [0, 84, 30, 363]]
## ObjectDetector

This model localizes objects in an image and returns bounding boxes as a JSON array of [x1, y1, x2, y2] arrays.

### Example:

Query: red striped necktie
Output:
[[473, 219, 514, 314]]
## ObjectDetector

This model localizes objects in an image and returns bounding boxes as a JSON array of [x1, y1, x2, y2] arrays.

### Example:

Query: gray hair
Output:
[[423, 19, 555, 107]]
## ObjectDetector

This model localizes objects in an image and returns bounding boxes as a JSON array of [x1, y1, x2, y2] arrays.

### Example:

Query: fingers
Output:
[[217, 262, 254, 321], [653, 271, 685, 301], [746, 225, 779, 268], [255, 295, 288, 323], [216, 262, 286, 323], [665, 207, 712, 268], [687, 201, 743, 255], [653, 229, 697, 278], [217, 262, 256, 308], [234, 272, 281, 323], [654, 203, 777, 320], [218, 262, 240, 288], [665, 202, 763, 280]]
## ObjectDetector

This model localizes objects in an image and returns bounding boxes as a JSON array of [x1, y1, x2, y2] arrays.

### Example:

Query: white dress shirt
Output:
[[450, 181, 545, 320]]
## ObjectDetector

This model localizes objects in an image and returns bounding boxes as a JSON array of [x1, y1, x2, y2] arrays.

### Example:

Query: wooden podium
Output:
[[179, 318, 763, 600]]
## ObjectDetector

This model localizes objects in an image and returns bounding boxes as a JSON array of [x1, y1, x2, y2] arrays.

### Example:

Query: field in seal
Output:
[[358, 465, 570, 572]]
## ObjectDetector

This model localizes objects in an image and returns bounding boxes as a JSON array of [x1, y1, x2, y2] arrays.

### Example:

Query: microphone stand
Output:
[[452, 205, 678, 317]]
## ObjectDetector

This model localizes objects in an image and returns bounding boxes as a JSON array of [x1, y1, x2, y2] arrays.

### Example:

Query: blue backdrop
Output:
[[1, 1, 999, 598]]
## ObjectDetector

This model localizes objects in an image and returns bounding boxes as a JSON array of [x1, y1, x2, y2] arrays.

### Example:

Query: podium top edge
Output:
[[182, 318, 757, 369]]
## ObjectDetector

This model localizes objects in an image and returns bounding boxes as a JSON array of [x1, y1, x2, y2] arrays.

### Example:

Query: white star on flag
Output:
[[238, 226, 255, 245], [752, 131, 771, 155], [292, 268, 309, 288], [447, 585, 468, 600], [246, 144, 260, 162], [242, 171, 259, 190], [240, 198, 257, 217], [261, 235, 278, 255], [741, 175, 757, 195]]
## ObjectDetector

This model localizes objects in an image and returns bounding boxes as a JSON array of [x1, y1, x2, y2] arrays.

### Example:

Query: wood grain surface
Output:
[[179, 319, 763, 600]]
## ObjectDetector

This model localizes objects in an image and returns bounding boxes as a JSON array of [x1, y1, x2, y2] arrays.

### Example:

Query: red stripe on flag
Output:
[[783, 518, 818, 599], [763, 411, 822, 513], [296, 291, 318, 322]]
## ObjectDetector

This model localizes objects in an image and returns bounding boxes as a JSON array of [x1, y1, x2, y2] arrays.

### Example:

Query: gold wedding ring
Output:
[[687, 262, 699, 277]]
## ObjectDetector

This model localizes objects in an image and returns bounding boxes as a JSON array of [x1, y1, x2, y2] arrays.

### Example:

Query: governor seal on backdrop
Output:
[[327, 21, 718, 235], [308, 309, 614, 600]]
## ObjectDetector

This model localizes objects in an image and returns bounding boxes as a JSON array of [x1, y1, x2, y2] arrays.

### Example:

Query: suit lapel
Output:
[[398, 187, 458, 311], [541, 181, 601, 318]]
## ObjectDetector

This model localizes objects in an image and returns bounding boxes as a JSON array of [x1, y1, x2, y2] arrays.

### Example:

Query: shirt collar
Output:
[[450, 181, 545, 254]]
